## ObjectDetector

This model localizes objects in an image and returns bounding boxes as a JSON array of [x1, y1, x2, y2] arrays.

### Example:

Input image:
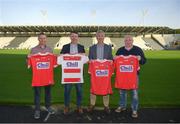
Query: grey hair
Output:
[[96, 30, 105, 35]]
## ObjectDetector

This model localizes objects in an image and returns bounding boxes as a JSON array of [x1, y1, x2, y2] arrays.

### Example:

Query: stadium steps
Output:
[[0, 37, 15, 49], [142, 38, 164, 50], [54, 37, 71, 49], [78, 37, 93, 49], [110, 38, 124, 49], [151, 35, 166, 48], [47, 37, 61, 49], [4, 37, 29, 49]]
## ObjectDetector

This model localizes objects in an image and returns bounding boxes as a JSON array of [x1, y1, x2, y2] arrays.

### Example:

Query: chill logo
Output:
[[37, 62, 50, 69], [66, 62, 78, 67], [120, 65, 133, 72], [96, 70, 109, 77]]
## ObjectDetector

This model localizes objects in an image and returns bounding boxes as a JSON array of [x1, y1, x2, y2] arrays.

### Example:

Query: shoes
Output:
[[45, 107, 55, 114], [132, 111, 138, 118], [34, 110, 40, 119], [63, 107, 69, 115], [87, 105, 95, 112], [104, 106, 111, 114], [77, 107, 83, 114], [115, 106, 126, 113]]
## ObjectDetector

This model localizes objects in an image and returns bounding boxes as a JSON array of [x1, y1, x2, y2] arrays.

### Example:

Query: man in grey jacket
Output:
[[88, 30, 113, 114]]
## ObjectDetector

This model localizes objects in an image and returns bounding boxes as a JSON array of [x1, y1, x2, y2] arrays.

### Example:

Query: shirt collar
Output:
[[97, 43, 104, 47], [125, 46, 133, 51], [70, 43, 78, 46], [38, 44, 47, 49]]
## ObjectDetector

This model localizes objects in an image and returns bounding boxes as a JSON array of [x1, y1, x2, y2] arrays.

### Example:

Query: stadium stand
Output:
[[0, 37, 15, 49], [175, 34, 180, 40], [18, 37, 38, 49], [152, 35, 167, 46], [4, 37, 29, 49], [54, 37, 71, 49], [92, 37, 112, 45], [110, 38, 124, 49], [104, 37, 112, 45], [19, 37, 63, 49], [163, 35, 175, 45], [152, 34, 180, 49], [133, 36, 152, 50], [142, 37, 164, 50], [152, 34, 176, 47], [78, 37, 93, 49], [0, 25, 176, 50], [46, 37, 60, 49]]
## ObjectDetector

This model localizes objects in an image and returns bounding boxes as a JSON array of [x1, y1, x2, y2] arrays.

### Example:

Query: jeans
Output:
[[64, 83, 82, 107], [34, 85, 51, 111], [119, 76, 139, 111], [119, 89, 138, 111]]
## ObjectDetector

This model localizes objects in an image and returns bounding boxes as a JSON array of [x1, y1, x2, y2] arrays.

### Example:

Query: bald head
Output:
[[124, 35, 133, 48]]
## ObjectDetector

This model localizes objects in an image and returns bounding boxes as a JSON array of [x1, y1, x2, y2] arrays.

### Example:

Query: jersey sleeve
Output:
[[113, 58, 117, 72], [27, 56, 31, 69], [53, 55, 58, 68], [110, 61, 114, 75], [82, 55, 89, 64], [136, 57, 140, 71], [57, 55, 63, 65], [88, 61, 92, 74]]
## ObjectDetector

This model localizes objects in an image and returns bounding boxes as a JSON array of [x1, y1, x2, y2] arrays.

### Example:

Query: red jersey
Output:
[[114, 55, 140, 89], [88, 60, 113, 95], [28, 53, 57, 87]]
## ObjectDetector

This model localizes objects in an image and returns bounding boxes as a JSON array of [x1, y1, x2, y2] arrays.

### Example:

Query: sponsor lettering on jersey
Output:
[[36, 62, 50, 69], [95, 70, 109, 77], [63, 56, 81, 61], [120, 65, 133, 72], [66, 62, 78, 67]]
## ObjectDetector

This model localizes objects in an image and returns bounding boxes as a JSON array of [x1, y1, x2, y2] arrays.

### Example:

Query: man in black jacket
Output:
[[115, 35, 147, 118], [60, 32, 85, 115]]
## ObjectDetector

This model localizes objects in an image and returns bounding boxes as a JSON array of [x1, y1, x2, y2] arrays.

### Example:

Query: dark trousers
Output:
[[34, 85, 51, 111], [64, 83, 82, 107]]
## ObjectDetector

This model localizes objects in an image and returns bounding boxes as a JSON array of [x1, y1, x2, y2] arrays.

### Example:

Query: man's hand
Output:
[[113, 56, 118, 60], [137, 55, 141, 61]]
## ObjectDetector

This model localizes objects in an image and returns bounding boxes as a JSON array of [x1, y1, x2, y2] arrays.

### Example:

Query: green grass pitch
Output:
[[0, 49, 180, 108]]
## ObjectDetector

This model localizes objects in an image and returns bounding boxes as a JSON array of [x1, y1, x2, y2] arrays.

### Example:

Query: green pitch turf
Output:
[[0, 49, 180, 108]]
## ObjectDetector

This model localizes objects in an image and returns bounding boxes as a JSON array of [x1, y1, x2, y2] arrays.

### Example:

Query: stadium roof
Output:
[[0, 25, 175, 36]]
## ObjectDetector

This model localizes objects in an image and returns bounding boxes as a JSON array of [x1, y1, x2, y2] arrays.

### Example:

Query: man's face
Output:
[[70, 33, 79, 44], [96, 32, 105, 43], [38, 34, 47, 46], [124, 35, 133, 48]]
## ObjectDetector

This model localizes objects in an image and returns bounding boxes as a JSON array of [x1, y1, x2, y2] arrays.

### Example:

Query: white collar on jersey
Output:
[[28, 52, 53, 58], [90, 59, 112, 63]]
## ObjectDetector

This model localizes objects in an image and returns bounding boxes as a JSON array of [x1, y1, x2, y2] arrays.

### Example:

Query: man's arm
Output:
[[81, 45, 85, 53], [49, 47, 53, 54], [60, 45, 66, 54], [139, 48, 147, 65], [115, 48, 121, 56], [108, 45, 113, 60], [88, 46, 93, 60]]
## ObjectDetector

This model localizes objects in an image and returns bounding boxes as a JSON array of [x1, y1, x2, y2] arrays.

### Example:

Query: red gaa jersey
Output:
[[88, 60, 113, 95], [114, 55, 140, 89], [28, 53, 57, 87]]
